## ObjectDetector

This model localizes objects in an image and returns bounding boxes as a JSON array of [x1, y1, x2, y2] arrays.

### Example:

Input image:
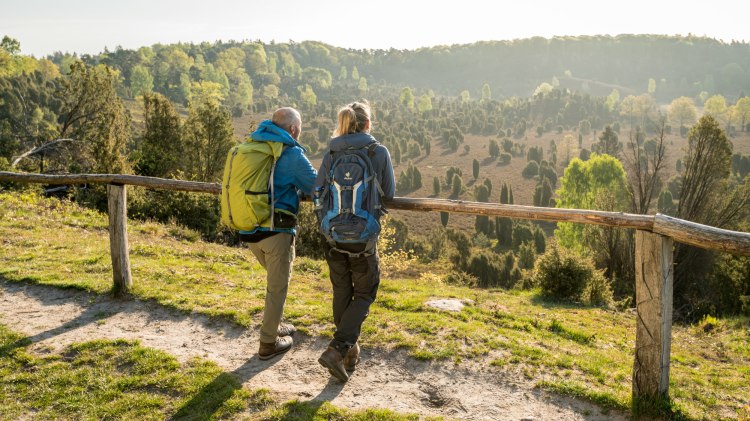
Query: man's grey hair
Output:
[[272, 107, 301, 131]]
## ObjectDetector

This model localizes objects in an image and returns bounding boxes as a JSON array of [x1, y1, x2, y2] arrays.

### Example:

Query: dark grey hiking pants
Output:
[[324, 245, 380, 356]]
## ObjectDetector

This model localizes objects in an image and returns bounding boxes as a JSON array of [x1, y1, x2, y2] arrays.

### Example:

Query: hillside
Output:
[[1, 192, 749, 419], [229, 107, 750, 236]]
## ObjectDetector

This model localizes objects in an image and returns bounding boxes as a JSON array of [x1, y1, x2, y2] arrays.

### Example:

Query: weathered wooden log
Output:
[[107, 184, 132, 297], [0, 171, 221, 194], [385, 197, 655, 230], [4, 172, 750, 256], [633, 230, 674, 402], [653, 213, 750, 257]]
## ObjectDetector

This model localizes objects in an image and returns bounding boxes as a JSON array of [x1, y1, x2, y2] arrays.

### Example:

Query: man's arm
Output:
[[290, 147, 317, 196]]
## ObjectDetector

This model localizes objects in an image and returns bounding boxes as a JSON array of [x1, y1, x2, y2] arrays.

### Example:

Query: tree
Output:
[[703, 94, 728, 123], [734, 97, 750, 131], [472, 159, 479, 180], [555, 154, 632, 288], [400, 87, 414, 110], [592, 126, 621, 157], [677, 115, 734, 224], [533, 178, 553, 207], [533, 82, 553, 97], [1, 36, 20, 54], [135, 93, 183, 178], [338, 65, 347, 80], [674, 115, 750, 318], [190, 80, 225, 105], [481, 83, 491, 101], [302, 67, 332, 90], [578, 119, 591, 136], [396, 162, 422, 193], [0, 72, 61, 171], [417, 94, 432, 114], [488, 139, 500, 158], [622, 117, 668, 214], [559, 134, 578, 167], [300, 84, 317, 108], [668, 96, 698, 130], [183, 98, 235, 182], [56, 61, 131, 175], [446, 167, 462, 186], [350, 66, 360, 80], [521, 160, 539, 178], [450, 173, 463, 199], [495, 182, 513, 247], [620, 94, 656, 128], [226, 71, 253, 114], [129, 65, 153, 98], [483, 178, 493, 196], [474, 184, 491, 235], [605, 89, 620, 112], [358, 77, 368, 94], [460, 90, 470, 103]]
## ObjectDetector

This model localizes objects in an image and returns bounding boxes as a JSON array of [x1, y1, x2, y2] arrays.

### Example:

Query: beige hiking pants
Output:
[[247, 233, 295, 343]]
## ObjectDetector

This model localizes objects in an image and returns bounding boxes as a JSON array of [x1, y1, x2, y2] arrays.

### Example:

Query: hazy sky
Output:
[[3, 0, 748, 57]]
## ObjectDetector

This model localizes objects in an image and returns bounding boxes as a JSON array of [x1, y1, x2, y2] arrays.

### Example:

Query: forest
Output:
[[1, 33, 750, 323]]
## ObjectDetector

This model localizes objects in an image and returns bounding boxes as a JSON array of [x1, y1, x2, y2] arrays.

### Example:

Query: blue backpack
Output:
[[317, 143, 384, 255]]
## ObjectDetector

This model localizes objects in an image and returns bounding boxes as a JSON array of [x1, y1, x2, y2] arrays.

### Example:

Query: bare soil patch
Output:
[[0, 280, 628, 420]]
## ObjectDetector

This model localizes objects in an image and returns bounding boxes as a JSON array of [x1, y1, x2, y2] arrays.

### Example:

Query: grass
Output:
[[1, 191, 750, 419], [0, 323, 432, 420]]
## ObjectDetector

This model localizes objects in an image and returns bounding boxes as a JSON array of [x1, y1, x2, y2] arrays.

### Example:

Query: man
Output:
[[240, 107, 317, 360]]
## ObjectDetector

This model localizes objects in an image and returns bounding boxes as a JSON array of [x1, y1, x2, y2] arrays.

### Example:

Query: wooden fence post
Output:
[[107, 183, 132, 296], [633, 230, 674, 404]]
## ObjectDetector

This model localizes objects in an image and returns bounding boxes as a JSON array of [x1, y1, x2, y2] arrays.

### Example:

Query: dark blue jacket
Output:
[[315, 132, 395, 204], [240, 120, 317, 235]]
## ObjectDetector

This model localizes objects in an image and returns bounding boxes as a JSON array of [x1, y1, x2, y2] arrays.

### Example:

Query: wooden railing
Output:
[[2, 171, 750, 407]]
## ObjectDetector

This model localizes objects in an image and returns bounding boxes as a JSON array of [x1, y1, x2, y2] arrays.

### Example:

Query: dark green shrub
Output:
[[296, 202, 326, 258], [533, 244, 610, 305], [128, 188, 221, 239], [522, 161, 539, 179]]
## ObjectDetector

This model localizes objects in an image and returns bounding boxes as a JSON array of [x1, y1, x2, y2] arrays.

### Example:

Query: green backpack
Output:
[[220, 139, 285, 231]]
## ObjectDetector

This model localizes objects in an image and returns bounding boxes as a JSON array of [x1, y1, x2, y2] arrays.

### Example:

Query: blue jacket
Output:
[[315, 132, 396, 205], [239, 120, 317, 235]]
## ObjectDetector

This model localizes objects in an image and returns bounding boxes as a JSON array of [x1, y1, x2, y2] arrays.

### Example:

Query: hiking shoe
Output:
[[277, 322, 296, 337], [258, 336, 293, 360], [318, 347, 349, 382], [344, 343, 360, 372]]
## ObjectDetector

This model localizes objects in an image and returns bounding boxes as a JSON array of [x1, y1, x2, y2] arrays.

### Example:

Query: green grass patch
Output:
[[2, 192, 750, 419], [0, 323, 266, 419], [0, 323, 428, 420]]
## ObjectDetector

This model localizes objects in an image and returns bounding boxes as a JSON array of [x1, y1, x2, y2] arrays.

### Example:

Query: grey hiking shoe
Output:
[[277, 322, 296, 337], [318, 346, 349, 382], [344, 343, 360, 372], [258, 336, 293, 360]]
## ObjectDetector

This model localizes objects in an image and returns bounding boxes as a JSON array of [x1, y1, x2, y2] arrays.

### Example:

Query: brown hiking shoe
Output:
[[318, 347, 349, 382], [277, 322, 296, 337], [344, 343, 360, 372], [258, 336, 293, 360]]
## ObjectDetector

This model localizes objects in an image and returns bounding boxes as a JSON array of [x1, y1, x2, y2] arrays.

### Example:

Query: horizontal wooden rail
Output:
[[3, 171, 749, 256], [0, 172, 221, 194], [388, 197, 655, 231]]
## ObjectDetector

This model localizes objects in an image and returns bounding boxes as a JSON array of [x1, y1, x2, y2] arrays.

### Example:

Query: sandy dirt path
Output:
[[0, 281, 628, 420]]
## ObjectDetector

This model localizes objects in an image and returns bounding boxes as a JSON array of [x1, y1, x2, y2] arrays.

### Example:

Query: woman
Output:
[[315, 100, 395, 382]]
